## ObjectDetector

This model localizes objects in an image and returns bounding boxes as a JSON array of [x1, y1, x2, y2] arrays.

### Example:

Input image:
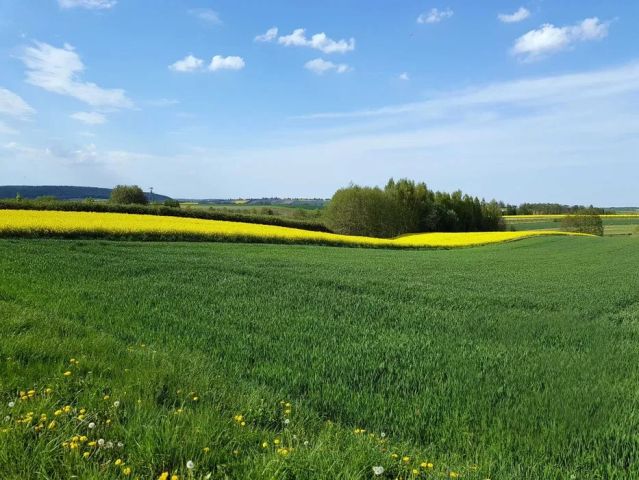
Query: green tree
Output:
[[325, 185, 402, 238], [110, 185, 148, 205], [560, 214, 604, 236]]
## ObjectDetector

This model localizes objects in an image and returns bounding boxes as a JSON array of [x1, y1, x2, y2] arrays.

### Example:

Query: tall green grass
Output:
[[1, 237, 638, 479]]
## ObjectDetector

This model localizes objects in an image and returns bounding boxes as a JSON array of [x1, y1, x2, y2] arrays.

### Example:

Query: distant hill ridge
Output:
[[0, 185, 171, 202]]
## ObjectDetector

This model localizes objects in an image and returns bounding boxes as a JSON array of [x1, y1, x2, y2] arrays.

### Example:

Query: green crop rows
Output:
[[1, 236, 638, 479]]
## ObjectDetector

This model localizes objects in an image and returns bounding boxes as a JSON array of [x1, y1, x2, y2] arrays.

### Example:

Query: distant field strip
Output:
[[0, 209, 583, 248], [504, 214, 639, 220]]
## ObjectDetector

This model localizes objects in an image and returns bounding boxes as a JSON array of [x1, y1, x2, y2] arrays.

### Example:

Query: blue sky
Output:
[[0, 0, 638, 203]]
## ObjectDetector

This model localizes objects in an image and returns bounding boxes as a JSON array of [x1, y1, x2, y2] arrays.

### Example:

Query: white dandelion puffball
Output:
[[186, 460, 195, 470], [373, 466, 385, 475]]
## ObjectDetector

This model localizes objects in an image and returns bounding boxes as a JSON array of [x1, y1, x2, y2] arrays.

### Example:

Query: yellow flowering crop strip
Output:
[[0, 209, 586, 248]]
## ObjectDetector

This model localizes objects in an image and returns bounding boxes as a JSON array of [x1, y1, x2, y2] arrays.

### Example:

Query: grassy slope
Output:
[[505, 216, 639, 234], [1, 237, 638, 479]]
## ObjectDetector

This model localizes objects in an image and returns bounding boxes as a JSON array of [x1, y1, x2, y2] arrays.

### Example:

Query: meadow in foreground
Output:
[[1, 236, 638, 479], [0, 209, 580, 248]]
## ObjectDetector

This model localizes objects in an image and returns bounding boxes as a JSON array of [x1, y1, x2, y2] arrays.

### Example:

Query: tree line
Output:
[[500, 202, 610, 215], [325, 178, 504, 238]]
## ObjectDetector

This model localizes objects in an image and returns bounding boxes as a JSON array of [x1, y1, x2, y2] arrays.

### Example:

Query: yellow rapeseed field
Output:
[[0, 209, 584, 248]]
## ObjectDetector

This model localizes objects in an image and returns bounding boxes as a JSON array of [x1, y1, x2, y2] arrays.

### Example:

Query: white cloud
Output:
[[399, 72, 410, 81], [304, 58, 350, 75], [278, 28, 355, 54], [255, 27, 278, 43], [71, 111, 107, 125], [209, 55, 245, 71], [146, 98, 180, 107], [0, 87, 35, 118], [21, 42, 133, 108], [58, 0, 116, 9], [169, 54, 204, 72], [512, 17, 610, 60], [498, 7, 530, 23], [188, 8, 221, 25], [0, 121, 18, 135], [417, 8, 453, 24]]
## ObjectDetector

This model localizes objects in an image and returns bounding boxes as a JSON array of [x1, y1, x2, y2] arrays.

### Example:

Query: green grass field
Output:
[[505, 216, 639, 235], [2, 236, 639, 479]]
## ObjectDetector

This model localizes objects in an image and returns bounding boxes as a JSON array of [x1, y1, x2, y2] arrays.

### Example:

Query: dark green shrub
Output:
[[163, 199, 181, 208], [560, 214, 604, 236], [110, 185, 148, 205]]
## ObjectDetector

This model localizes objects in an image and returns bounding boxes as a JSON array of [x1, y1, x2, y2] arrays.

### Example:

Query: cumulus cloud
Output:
[[417, 8, 453, 24], [399, 72, 410, 81], [0, 87, 35, 118], [277, 28, 355, 54], [21, 42, 133, 108], [71, 111, 107, 125], [255, 27, 278, 43], [58, 0, 116, 9], [188, 8, 221, 25], [209, 55, 245, 71], [512, 17, 610, 60], [304, 58, 350, 75], [169, 54, 204, 72], [498, 7, 530, 23]]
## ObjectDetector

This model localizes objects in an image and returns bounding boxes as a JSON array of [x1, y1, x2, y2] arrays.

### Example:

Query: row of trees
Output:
[[501, 202, 609, 215], [325, 179, 504, 238]]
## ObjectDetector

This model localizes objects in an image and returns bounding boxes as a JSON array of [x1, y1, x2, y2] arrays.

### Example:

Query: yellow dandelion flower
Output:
[[158, 473, 169, 480], [261, 441, 269, 448], [103, 395, 110, 400], [115, 458, 124, 466], [63, 371, 72, 377], [449, 472, 459, 478], [83, 451, 90, 459], [402, 456, 411, 463], [274, 438, 281, 445], [123, 467, 132, 476], [47, 420, 57, 430], [203, 447, 210, 453], [412, 469, 419, 475]]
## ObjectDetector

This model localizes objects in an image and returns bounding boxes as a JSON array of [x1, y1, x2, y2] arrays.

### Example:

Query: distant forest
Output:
[[500, 202, 612, 215]]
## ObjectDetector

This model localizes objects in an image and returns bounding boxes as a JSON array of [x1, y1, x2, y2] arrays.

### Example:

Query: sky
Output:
[[0, 0, 637, 204]]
